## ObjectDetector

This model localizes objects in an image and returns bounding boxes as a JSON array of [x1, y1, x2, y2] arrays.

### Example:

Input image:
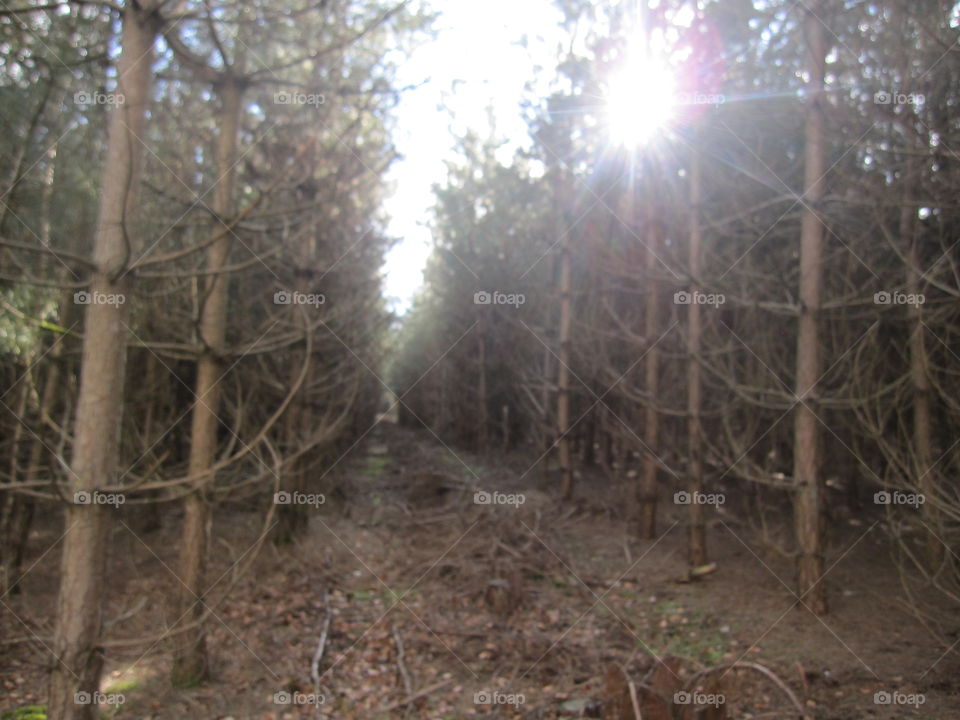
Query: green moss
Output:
[[104, 678, 140, 694], [363, 455, 391, 476], [1, 706, 47, 720]]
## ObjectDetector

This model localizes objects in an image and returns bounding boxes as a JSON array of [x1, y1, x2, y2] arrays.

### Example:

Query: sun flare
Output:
[[606, 53, 676, 147]]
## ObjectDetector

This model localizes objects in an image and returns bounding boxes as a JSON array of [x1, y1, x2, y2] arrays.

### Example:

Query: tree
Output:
[[49, 2, 161, 715], [791, 0, 829, 615]]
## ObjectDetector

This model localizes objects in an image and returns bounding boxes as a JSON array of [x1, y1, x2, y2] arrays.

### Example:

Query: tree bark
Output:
[[687, 138, 707, 566], [793, 0, 828, 615], [556, 219, 574, 500], [639, 195, 660, 539], [273, 204, 317, 546], [173, 78, 243, 687], [477, 310, 489, 453], [48, 3, 156, 716], [539, 255, 556, 484], [904, 189, 939, 564]]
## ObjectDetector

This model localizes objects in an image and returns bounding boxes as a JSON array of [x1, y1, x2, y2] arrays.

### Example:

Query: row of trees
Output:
[[1, 0, 428, 716], [393, 0, 960, 625]]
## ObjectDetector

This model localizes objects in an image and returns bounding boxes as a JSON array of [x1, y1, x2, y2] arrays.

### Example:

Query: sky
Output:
[[381, 0, 565, 314]]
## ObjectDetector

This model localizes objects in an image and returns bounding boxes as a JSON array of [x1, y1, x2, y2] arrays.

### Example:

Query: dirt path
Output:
[[2, 422, 958, 718]]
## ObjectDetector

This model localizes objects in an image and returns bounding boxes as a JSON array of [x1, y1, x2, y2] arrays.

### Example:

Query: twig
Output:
[[692, 660, 808, 719], [730, 661, 806, 717], [104, 596, 147, 629], [392, 624, 414, 698], [310, 590, 332, 690], [627, 679, 643, 720], [378, 677, 452, 713]]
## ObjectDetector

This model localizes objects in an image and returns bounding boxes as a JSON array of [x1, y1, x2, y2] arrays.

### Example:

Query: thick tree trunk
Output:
[[639, 197, 660, 539], [687, 140, 707, 566], [793, 0, 828, 615], [48, 4, 156, 716], [173, 78, 243, 687]]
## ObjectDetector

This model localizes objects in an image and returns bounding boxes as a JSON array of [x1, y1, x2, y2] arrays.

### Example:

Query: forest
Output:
[[1, 0, 959, 718]]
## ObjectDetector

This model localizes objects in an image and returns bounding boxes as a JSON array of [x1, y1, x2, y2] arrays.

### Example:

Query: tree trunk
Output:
[[904, 197, 939, 564], [273, 358, 308, 544], [173, 78, 243, 687], [687, 138, 707, 566], [273, 209, 317, 546], [477, 311, 489, 453], [48, 3, 156, 716], [639, 196, 660, 539], [793, 0, 828, 615], [556, 223, 574, 500], [539, 254, 556, 484]]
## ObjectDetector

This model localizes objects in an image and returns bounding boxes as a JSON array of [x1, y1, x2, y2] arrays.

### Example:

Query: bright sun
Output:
[[606, 52, 676, 147]]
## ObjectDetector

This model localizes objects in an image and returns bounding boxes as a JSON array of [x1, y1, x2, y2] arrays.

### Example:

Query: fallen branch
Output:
[[392, 624, 414, 698], [627, 679, 643, 720], [310, 590, 332, 690]]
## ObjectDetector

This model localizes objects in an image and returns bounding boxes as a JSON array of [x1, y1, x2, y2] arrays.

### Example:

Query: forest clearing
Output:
[[3, 422, 957, 718]]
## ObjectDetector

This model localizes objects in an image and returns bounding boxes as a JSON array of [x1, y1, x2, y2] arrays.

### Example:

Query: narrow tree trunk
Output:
[[48, 3, 156, 715], [895, 27, 941, 566], [273, 214, 316, 545], [173, 78, 243, 687], [273, 356, 307, 545], [793, 0, 828, 615], [687, 139, 707, 566], [501, 403, 510, 451], [477, 311, 489, 452], [639, 196, 660, 538], [540, 254, 556, 483], [904, 198, 939, 564], [556, 226, 574, 500]]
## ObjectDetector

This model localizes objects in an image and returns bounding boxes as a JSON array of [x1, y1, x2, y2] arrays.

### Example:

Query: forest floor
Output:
[[2, 422, 958, 719]]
